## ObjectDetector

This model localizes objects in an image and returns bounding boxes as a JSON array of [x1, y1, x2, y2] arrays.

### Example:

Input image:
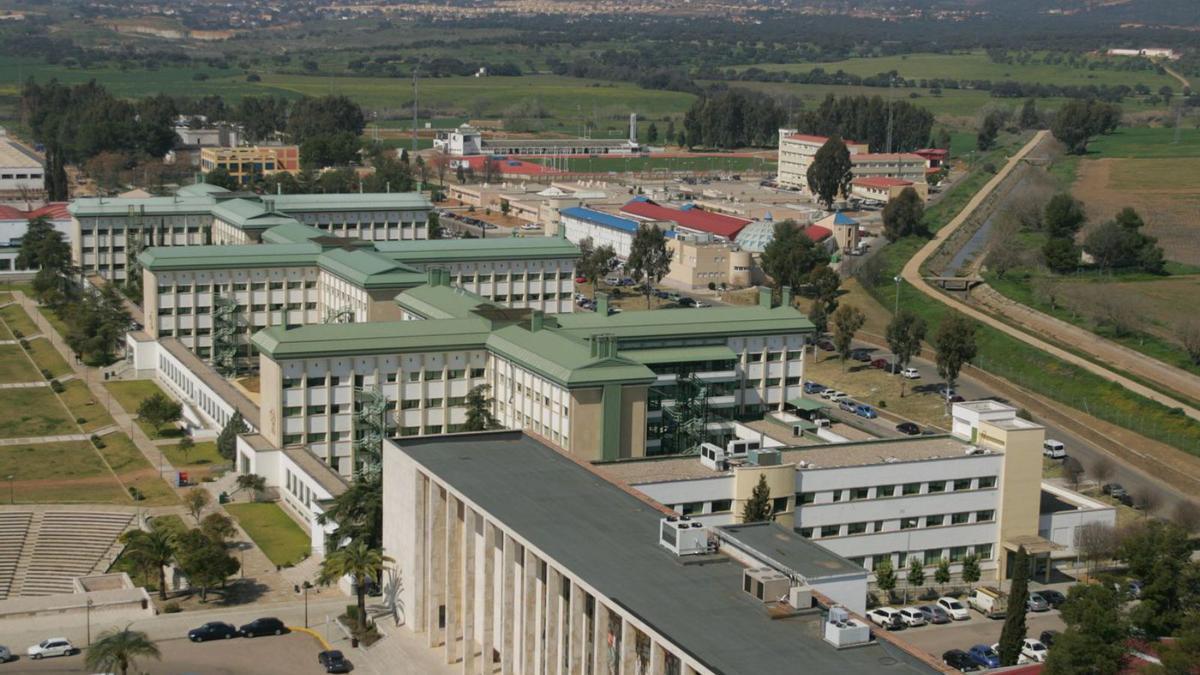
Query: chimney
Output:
[[530, 309, 544, 332], [427, 268, 441, 286], [781, 286, 792, 308], [596, 291, 609, 316], [263, 197, 275, 213], [759, 286, 772, 309]]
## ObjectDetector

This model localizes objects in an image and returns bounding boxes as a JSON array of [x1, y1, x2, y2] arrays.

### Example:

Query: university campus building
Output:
[[775, 131, 934, 201]]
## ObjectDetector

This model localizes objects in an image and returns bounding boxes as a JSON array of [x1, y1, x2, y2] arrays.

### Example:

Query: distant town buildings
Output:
[[199, 145, 301, 185], [1106, 47, 1181, 60]]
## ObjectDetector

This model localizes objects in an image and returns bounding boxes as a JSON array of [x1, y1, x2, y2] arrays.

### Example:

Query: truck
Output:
[[969, 586, 1008, 619]]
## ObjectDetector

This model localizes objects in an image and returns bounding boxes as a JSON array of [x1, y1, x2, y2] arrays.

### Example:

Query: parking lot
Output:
[[7, 632, 331, 674], [893, 608, 1065, 666]]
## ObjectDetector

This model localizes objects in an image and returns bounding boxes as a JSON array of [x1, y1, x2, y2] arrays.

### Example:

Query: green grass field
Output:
[[0, 440, 131, 503], [734, 51, 1179, 90], [0, 387, 75, 438], [97, 433, 178, 505], [25, 339, 70, 378], [59, 379, 116, 432], [103, 379, 184, 439], [0, 344, 42, 383], [0, 304, 38, 337], [161, 440, 226, 476], [224, 502, 311, 567], [1085, 127, 1200, 159]]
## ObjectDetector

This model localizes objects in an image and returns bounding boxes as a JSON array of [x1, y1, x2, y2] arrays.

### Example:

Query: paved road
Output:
[[899, 129, 1200, 423]]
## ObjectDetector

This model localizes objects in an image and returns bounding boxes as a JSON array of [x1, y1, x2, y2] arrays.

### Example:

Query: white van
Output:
[[1042, 439, 1066, 459]]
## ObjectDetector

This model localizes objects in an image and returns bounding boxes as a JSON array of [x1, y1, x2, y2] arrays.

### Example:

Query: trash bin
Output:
[[219, 491, 229, 504]]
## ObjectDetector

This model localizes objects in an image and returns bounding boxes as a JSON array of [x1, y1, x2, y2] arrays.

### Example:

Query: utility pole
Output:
[[412, 67, 419, 158]]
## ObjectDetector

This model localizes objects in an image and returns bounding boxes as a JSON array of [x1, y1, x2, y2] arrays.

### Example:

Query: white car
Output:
[[1022, 638, 1049, 663], [901, 367, 921, 379], [27, 638, 75, 660], [936, 596, 970, 621], [1042, 440, 1066, 459], [866, 607, 901, 629], [990, 642, 1033, 665], [898, 607, 927, 627], [822, 390, 849, 402], [520, 223, 540, 231]]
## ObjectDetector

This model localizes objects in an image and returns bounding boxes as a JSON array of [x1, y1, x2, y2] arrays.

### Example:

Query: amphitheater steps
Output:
[[8, 511, 43, 598]]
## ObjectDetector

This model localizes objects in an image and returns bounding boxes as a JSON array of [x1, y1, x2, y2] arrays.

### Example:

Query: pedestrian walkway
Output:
[[0, 434, 90, 446], [0, 381, 48, 389]]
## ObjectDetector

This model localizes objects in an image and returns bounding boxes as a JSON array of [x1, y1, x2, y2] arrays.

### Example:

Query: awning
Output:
[[621, 345, 737, 365], [787, 397, 831, 412], [1002, 535, 1065, 555]]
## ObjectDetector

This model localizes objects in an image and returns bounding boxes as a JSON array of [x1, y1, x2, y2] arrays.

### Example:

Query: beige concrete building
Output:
[[850, 177, 929, 204], [665, 232, 755, 289]]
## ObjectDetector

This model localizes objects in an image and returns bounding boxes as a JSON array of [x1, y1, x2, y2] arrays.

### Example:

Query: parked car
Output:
[[1040, 630, 1059, 648], [238, 618, 286, 638], [898, 607, 928, 627], [1027, 592, 1050, 612], [967, 644, 1000, 669], [1020, 638, 1049, 663], [817, 339, 835, 352], [1042, 439, 1066, 459], [851, 349, 872, 362], [574, 275, 588, 284], [838, 399, 856, 412], [677, 296, 697, 307], [854, 404, 878, 419], [0, 645, 11, 663], [917, 604, 952, 624], [318, 650, 352, 673], [871, 358, 890, 369], [1038, 589, 1067, 609], [901, 367, 921, 379], [520, 223, 539, 231], [823, 390, 849, 402], [188, 622, 238, 642], [942, 649, 981, 672], [26, 638, 75, 660], [866, 608, 904, 630], [937, 596, 970, 621], [948, 394, 966, 403], [693, 301, 711, 308], [1102, 483, 1127, 499], [803, 381, 826, 395], [896, 422, 921, 436]]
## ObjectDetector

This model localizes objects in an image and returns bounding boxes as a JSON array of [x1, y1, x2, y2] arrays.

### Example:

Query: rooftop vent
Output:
[[823, 606, 871, 648], [742, 567, 790, 603], [747, 448, 781, 466], [659, 517, 710, 557]]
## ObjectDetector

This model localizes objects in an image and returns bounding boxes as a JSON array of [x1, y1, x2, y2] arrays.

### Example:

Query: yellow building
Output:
[[200, 146, 301, 185], [665, 233, 756, 289]]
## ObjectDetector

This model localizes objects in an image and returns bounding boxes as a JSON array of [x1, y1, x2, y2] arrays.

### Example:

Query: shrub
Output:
[[878, 400, 887, 408], [128, 486, 144, 501], [163, 601, 182, 613], [50, 380, 64, 393], [41, 368, 52, 380], [19, 339, 29, 350], [12, 329, 22, 339], [76, 417, 86, 424], [707, 282, 717, 291], [919, 588, 939, 601]]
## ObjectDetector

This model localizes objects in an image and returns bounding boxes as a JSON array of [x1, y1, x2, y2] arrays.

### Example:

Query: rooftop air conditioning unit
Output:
[[659, 517, 709, 557], [742, 567, 790, 603], [747, 448, 781, 466], [790, 585, 813, 610], [823, 606, 871, 648]]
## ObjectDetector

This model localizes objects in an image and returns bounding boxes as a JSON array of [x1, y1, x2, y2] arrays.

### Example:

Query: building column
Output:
[[591, 602, 609, 675], [461, 508, 476, 675], [445, 494, 461, 664], [501, 534, 517, 675], [545, 567, 562, 675], [619, 618, 636, 675], [412, 472, 428, 633], [568, 581, 585, 675], [650, 641, 666, 675], [522, 548, 538, 673], [426, 483, 446, 648], [533, 557, 547, 675], [482, 521, 496, 675]]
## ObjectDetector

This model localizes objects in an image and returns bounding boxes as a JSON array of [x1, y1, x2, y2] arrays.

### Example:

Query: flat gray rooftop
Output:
[[716, 522, 866, 582], [393, 432, 935, 675]]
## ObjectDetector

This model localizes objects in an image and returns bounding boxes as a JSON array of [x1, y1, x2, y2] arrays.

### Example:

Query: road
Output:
[[899, 129, 1200, 423]]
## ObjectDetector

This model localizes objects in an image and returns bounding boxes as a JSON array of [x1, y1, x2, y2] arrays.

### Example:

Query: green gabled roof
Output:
[[374, 236, 580, 263], [211, 198, 300, 230], [395, 284, 492, 320], [316, 249, 424, 289], [553, 305, 815, 341], [251, 319, 494, 359], [261, 222, 329, 244], [620, 344, 737, 365], [68, 196, 216, 217], [273, 193, 431, 212], [787, 397, 830, 412], [139, 243, 323, 271], [176, 183, 231, 197], [485, 325, 656, 387]]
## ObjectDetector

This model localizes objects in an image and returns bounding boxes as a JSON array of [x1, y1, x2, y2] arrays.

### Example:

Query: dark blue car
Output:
[[803, 381, 826, 395], [968, 644, 1000, 669]]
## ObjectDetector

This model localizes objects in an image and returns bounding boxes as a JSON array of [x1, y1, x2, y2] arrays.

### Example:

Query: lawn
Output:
[[224, 502, 311, 567], [58, 380, 116, 432], [0, 386, 75, 438], [24, 338, 71, 378], [96, 433, 179, 505], [161, 440, 227, 480], [0, 304, 38, 337], [805, 355, 951, 431], [0, 344, 42, 383], [1085, 127, 1200, 159], [104, 379, 184, 439], [0, 440, 108, 482], [35, 306, 71, 340]]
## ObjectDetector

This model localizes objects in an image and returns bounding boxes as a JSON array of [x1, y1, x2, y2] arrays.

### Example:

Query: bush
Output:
[[245, 73, 261, 82], [50, 380, 64, 393], [90, 434, 105, 449], [878, 400, 887, 408], [707, 282, 717, 291], [12, 329, 22, 339], [163, 601, 182, 613], [19, 339, 29, 350], [41, 368, 52, 380], [128, 486, 144, 501], [919, 588, 940, 601], [76, 417, 86, 424]]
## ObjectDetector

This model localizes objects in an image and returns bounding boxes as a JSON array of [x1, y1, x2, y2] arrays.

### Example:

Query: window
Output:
[[926, 514, 945, 527], [975, 510, 995, 522], [710, 499, 732, 514], [307, 376, 326, 387], [830, 490, 844, 503], [820, 525, 840, 538], [306, 405, 325, 415], [424, 369, 443, 381], [928, 480, 947, 493], [283, 406, 302, 417], [447, 369, 465, 380], [680, 502, 703, 516], [953, 478, 972, 491], [306, 432, 327, 443], [283, 378, 302, 389], [425, 398, 443, 407], [900, 517, 919, 530], [851, 487, 870, 501], [797, 491, 816, 505], [950, 512, 971, 525], [871, 554, 891, 569], [902, 482, 922, 496], [975, 544, 993, 560], [772, 497, 789, 513], [799, 528, 813, 539], [448, 396, 465, 407], [847, 522, 867, 535], [283, 433, 303, 445], [748, 353, 763, 362], [949, 546, 969, 563], [926, 549, 945, 564], [470, 368, 486, 378], [873, 520, 885, 533], [407, 371, 421, 383], [400, 426, 420, 437], [876, 485, 896, 498], [978, 476, 997, 489]]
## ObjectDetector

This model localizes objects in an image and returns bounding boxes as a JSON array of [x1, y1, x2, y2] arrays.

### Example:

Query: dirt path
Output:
[[900, 130, 1200, 423], [1163, 65, 1191, 91]]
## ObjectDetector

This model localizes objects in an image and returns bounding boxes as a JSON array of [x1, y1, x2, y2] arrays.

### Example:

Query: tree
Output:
[[431, 150, 451, 186], [934, 557, 952, 591], [626, 225, 672, 308], [808, 300, 828, 337], [204, 167, 240, 191], [806, 265, 841, 314], [65, 284, 131, 365], [317, 539, 393, 632], [1044, 583, 1127, 675], [741, 474, 772, 523], [287, 95, 365, 144], [200, 512, 236, 545], [1052, 99, 1122, 154], [84, 626, 161, 675], [464, 384, 500, 432], [1117, 520, 1194, 638], [1019, 98, 1040, 129], [806, 136, 852, 208], [1075, 521, 1118, 575], [976, 110, 1001, 151], [235, 473, 266, 502], [136, 392, 182, 436], [177, 434, 195, 464], [120, 527, 176, 601], [960, 554, 981, 587], [1042, 237, 1078, 274], [184, 488, 211, 524], [646, 122, 658, 144], [176, 528, 240, 602], [886, 309, 927, 396], [874, 559, 897, 600], [760, 221, 826, 291], [576, 239, 616, 294], [881, 188, 926, 241], [1171, 501, 1200, 534], [216, 411, 248, 461], [830, 305, 865, 369], [906, 557, 926, 597], [318, 472, 383, 551], [17, 216, 71, 272], [1044, 193, 1086, 239], [934, 315, 977, 404], [1062, 456, 1084, 490], [997, 546, 1030, 667]]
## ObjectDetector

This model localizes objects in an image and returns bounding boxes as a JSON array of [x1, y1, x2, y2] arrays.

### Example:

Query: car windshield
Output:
[[1028, 642, 1046, 651]]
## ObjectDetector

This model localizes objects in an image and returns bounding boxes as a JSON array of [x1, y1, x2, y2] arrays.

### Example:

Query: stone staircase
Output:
[[8, 511, 135, 597], [7, 510, 41, 599], [0, 511, 33, 600]]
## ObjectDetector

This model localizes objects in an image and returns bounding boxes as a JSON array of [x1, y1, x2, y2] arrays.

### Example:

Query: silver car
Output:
[[917, 604, 952, 624], [1027, 592, 1050, 612], [0, 645, 11, 663]]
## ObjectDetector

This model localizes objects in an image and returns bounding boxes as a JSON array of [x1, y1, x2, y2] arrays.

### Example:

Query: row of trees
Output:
[[680, 90, 788, 149], [1039, 195, 1164, 275], [792, 94, 935, 154]]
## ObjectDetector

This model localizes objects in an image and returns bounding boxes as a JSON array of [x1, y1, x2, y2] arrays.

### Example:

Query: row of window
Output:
[[796, 476, 998, 505], [799, 510, 995, 540], [851, 544, 994, 571], [161, 302, 317, 316], [456, 271, 573, 283], [282, 368, 487, 389], [159, 281, 318, 294]]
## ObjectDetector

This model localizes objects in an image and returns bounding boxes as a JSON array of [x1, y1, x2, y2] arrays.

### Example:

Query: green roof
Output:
[[139, 243, 322, 271], [252, 319, 493, 359], [485, 325, 656, 387], [395, 284, 492, 319], [375, 236, 580, 263], [273, 193, 431, 212], [68, 189, 430, 221], [176, 183, 231, 197], [554, 305, 814, 342], [620, 344, 737, 365], [316, 248, 424, 289], [69, 195, 216, 217], [261, 223, 328, 244], [211, 199, 300, 230], [787, 397, 830, 412]]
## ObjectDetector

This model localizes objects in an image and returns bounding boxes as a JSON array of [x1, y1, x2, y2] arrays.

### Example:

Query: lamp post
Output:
[[301, 581, 313, 628], [86, 598, 94, 646], [893, 275, 902, 316], [6, 475, 12, 504]]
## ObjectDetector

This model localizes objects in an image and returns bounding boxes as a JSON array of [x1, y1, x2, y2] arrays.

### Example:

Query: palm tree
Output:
[[121, 528, 177, 601], [317, 539, 392, 632], [318, 472, 383, 551], [84, 626, 161, 675]]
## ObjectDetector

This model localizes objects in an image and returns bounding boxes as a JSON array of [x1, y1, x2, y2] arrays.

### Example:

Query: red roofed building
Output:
[[0, 202, 71, 244], [620, 197, 752, 240], [776, 129, 870, 189], [850, 176, 928, 204], [915, 148, 949, 168], [850, 152, 929, 183]]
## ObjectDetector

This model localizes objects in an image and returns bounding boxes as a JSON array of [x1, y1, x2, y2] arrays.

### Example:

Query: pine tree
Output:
[[216, 411, 248, 461], [464, 384, 499, 431], [805, 136, 852, 208], [998, 546, 1030, 666], [741, 474, 772, 523]]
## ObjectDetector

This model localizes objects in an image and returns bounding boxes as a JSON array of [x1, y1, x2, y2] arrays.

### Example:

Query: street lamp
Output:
[[893, 275, 902, 316], [6, 475, 12, 504], [86, 598, 94, 646], [297, 581, 313, 628]]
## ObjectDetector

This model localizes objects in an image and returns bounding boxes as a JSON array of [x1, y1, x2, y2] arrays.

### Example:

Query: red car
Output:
[[574, 276, 588, 284], [871, 358, 890, 369]]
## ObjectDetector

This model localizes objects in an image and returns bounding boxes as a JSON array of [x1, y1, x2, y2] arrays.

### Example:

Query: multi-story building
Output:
[[776, 130, 929, 198], [199, 146, 300, 184], [0, 128, 44, 198], [68, 184, 432, 281], [558, 206, 670, 259], [598, 400, 1115, 581], [243, 283, 811, 473], [850, 177, 929, 204], [665, 231, 756, 289], [434, 123, 639, 157]]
